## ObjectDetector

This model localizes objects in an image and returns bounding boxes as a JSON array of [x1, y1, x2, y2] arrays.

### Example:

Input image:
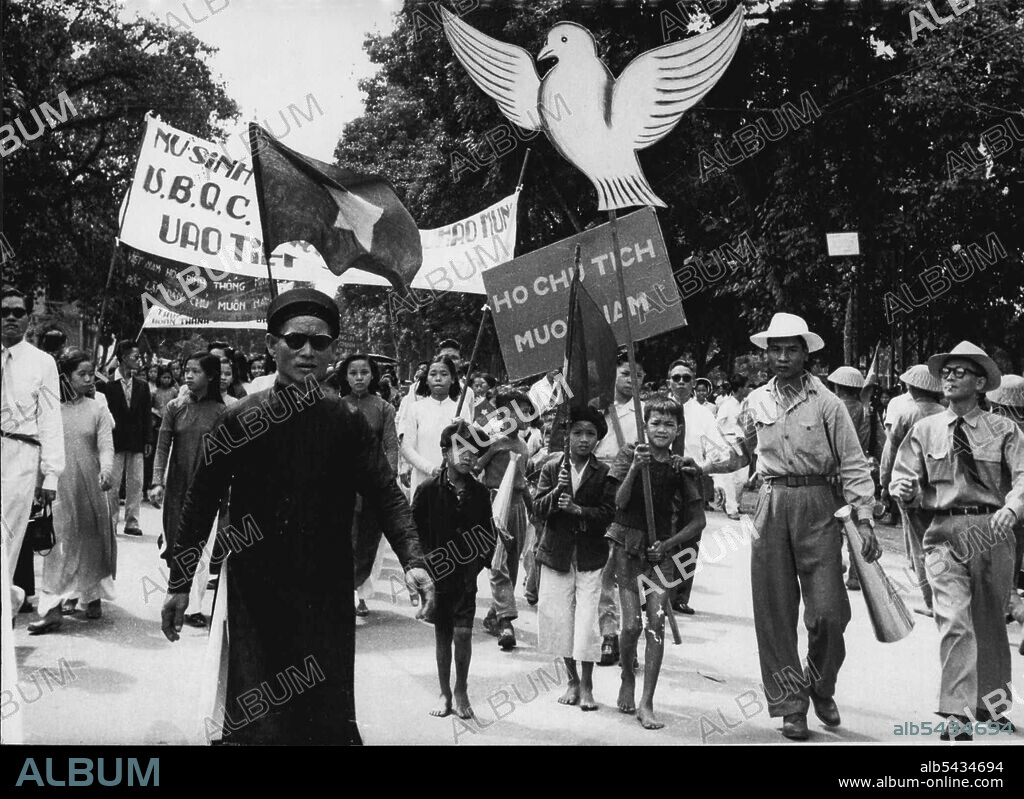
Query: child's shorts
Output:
[[431, 580, 479, 629]]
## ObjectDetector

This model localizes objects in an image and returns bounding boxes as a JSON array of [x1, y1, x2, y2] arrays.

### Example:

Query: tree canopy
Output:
[[334, 0, 1023, 378], [2, 0, 239, 340]]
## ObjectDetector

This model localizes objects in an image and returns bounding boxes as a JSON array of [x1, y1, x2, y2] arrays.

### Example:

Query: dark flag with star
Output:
[[248, 123, 422, 294], [548, 253, 619, 451]]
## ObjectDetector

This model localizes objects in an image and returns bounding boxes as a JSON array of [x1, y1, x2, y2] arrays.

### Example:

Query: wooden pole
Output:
[[454, 305, 490, 418], [247, 124, 278, 299], [607, 209, 658, 550], [551, 245, 582, 505], [93, 241, 121, 363], [515, 148, 532, 192]]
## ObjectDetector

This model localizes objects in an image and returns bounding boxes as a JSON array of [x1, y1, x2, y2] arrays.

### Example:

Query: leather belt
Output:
[[0, 430, 41, 447], [764, 475, 835, 487], [932, 505, 1000, 516]]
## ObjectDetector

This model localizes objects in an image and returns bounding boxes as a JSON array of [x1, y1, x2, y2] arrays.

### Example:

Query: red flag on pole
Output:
[[549, 251, 619, 450]]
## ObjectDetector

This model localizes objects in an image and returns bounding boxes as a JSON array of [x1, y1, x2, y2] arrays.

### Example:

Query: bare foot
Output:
[[580, 687, 598, 711], [452, 690, 473, 720], [617, 674, 636, 714], [637, 702, 664, 730], [558, 683, 581, 706], [429, 694, 452, 717]]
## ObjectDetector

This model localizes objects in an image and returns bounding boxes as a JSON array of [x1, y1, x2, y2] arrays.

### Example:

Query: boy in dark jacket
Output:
[[413, 421, 496, 720], [535, 407, 616, 711]]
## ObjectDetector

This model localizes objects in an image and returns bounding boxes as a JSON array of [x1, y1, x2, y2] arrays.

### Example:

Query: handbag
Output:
[[27, 500, 55, 556]]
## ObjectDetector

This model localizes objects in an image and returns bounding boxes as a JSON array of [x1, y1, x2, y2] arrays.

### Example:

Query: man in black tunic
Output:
[[161, 288, 431, 745]]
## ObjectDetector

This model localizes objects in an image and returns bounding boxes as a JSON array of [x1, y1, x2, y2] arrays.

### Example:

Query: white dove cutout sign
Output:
[[441, 4, 744, 211]]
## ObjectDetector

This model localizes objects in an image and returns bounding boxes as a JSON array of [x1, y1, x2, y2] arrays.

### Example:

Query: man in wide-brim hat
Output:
[[891, 342, 1024, 739], [987, 374, 1024, 430], [703, 313, 880, 741], [879, 365, 946, 616], [986, 374, 1024, 629], [826, 366, 872, 592]]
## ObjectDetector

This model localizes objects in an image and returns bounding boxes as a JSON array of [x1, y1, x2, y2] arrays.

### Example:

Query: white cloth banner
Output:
[[410, 190, 519, 294], [121, 116, 518, 296], [119, 115, 327, 281], [142, 305, 266, 330]]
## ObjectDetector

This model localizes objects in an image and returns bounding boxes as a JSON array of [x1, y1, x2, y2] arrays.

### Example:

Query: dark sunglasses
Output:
[[669, 373, 693, 383], [1, 307, 28, 319], [279, 333, 335, 352], [940, 366, 981, 380]]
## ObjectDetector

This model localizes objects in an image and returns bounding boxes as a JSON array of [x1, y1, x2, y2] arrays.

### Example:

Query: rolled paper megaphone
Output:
[[1, 535, 23, 744], [490, 452, 520, 570], [194, 560, 230, 745], [835, 505, 914, 643]]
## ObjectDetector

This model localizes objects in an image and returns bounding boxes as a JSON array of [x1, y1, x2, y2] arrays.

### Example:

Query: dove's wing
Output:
[[441, 7, 542, 132], [611, 4, 744, 150]]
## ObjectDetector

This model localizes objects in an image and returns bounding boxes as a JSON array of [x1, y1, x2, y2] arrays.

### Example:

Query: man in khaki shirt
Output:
[[891, 342, 1024, 740], [704, 313, 879, 741]]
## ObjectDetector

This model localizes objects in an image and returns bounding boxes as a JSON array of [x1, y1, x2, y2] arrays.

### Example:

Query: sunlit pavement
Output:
[[8, 502, 1022, 746]]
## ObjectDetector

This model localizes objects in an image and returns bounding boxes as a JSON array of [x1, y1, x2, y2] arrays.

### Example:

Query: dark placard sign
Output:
[[481, 207, 686, 380], [126, 247, 275, 322]]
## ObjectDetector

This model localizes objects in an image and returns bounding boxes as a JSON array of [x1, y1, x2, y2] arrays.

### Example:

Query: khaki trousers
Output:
[[750, 483, 850, 718]]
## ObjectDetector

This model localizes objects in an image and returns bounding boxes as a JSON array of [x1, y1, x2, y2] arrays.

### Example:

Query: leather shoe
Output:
[[672, 600, 695, 615], [782, 712, 809, 740], [28, 609, 63, 635], [85, 599, 102, 619], [975, 708, 1016, 732], [810, 690, 841, 727], [123, 527, 143, 537], [498, 620, 516, 650], [599, 635, 619, 666]]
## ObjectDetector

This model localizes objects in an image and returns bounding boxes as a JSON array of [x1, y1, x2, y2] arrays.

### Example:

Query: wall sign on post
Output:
[[827, 232, 861, 257]]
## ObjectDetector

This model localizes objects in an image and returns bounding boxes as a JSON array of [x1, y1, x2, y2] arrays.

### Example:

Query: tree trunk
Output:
[[843, 290, 856, 365]]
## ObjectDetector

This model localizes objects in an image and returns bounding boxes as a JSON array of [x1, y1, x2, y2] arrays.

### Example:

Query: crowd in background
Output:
[[4, 283, 1022, 740]]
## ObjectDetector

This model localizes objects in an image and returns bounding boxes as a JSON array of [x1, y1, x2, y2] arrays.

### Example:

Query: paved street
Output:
[[7, 501, 1023, 746]]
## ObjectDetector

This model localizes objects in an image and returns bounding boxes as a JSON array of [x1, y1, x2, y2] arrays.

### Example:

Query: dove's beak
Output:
[[537, 45, 555, 62]]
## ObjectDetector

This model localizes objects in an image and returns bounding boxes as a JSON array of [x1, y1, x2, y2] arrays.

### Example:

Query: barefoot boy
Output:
[[607, 399, 705, 729], [412, 421, 496, 719], [534, 407, 616, 711]]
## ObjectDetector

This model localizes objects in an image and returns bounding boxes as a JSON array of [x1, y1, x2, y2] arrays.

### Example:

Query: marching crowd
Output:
[[3, 285, 1022, 743]]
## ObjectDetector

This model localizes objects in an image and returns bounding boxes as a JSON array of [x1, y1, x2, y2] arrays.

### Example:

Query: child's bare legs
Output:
[[579, 661, 597, 710], [559, 658, 581, 705], [452, 626, 473, 719], [637, 590, 669, 730], [430, 619, 454, 717], [559, 659, 598, 710], [617, 580, 642, 714]]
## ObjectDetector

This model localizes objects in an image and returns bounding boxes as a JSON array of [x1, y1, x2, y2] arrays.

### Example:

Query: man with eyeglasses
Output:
[[665, 359, 734, 615], [701, 313, 880, 741], [1, 287, 64, 601], [160, 288, 432, 745], [890, 341, 1024, 740]]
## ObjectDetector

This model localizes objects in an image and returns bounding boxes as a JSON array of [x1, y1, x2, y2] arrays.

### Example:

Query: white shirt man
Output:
[[2, 298, 65, 589], [248, 372, 277, 392], [528, 370, 563, 415], [683, 397, 731, 465], [594, 398, 639, 466]]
